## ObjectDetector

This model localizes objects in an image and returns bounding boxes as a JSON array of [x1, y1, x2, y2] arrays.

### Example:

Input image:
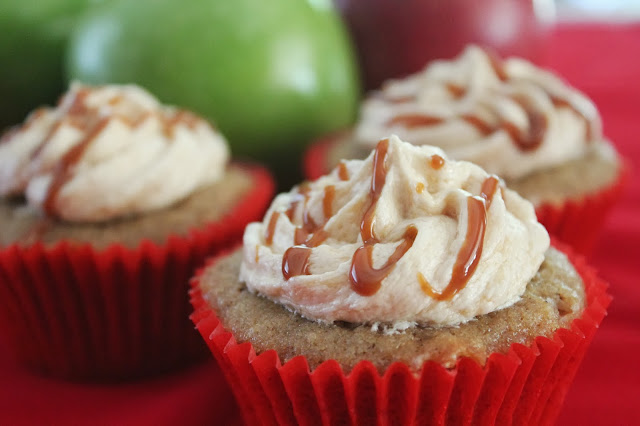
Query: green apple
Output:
[[0, 0, 89, 129], [66, 0, 360, 186]]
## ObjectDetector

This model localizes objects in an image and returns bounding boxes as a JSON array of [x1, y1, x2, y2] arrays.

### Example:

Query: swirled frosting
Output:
[[240, 135, 549, 326], [0, 83, 229, 222], [354, 46, 604, 180]]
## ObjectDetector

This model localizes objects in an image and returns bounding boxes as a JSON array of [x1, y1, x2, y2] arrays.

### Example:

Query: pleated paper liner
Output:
[[190, 241, 610, 425], [0, 163, 275, 381], [303, 134, 627, 257]]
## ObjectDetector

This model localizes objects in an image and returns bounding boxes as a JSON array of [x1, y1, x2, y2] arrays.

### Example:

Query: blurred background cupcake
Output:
[[0, 82, 274, 379], [304, 46, 626, 255]]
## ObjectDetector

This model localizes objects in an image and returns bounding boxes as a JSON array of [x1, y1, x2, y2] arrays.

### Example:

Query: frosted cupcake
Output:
[[0, 83, 274, 379], [194, 136, 609, 424], [304, 46, 625, 254]]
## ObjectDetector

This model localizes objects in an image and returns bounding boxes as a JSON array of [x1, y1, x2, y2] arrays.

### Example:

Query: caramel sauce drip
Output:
[[265, 211, 281, 245], [348, 138, 419, 296], [416, 182, 425, 194], [461, 114, 494, 136], [418, 175, 499, 301], [280, 182, 330, 280], [282, 246, 313, 278], [379, 49, 592, 155], [386, 95, 415, 104], [337, 162, 349, 181], [505, 98, 548, 151], [446, 83, 467, 99], [350, 226, 418, 296], [43, 118, 110, 215], [323, 185, 335, 219], [360, 138, 389, 244], [282, 228, 329, 280], [550, 95, 594, 141], [30, 89, 91, 160], [163, 110, 201, 137], [430, 154, 445, 170], [21, 87, 206, 217], [387, 114, 444, 129], [485, 49, 509, 82]]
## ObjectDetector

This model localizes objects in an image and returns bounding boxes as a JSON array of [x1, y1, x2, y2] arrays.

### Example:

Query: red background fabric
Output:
[[1, 23, 638, 425]]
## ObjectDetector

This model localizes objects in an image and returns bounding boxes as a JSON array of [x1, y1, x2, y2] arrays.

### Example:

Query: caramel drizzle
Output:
[[418, 175, 500, 301], [265, 211, 281, 245], [430, 154, 445, 170], [280, 182, 331, 280], [387, 114, 444, 129], [384, 48, 595, 152], [446, 83, 467, 99], [17, 87, 205, 217], [43, 118, 111, 215], [337, 162, 349, 181], [416, 182, 425, 194], [550, 95, 595, 141], [348, 138, 419, 296], [271, 138, 500, 300], [322, 185, 335, 219]]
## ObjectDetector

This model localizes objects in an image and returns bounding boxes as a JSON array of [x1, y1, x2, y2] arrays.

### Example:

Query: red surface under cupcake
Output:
[[190, 240, 610, 425], [0, 163, 275, 380], [303, 135, 627, 256]]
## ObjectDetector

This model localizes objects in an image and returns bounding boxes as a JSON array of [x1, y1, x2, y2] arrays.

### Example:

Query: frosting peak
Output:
[[355, 46, 603, 180], [241, 136, 549, 326], [0, 83, 229, 222]]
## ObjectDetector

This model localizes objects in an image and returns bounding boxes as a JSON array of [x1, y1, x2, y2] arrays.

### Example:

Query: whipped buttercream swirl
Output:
[[0, 83, 229, 222], [241, 136, 549, 326], [355, 46, 604, 180]]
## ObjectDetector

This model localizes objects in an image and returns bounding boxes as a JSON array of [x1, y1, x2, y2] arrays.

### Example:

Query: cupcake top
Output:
[[241, 135, 549, 327], [0, 83, 229, 222], [354, 46, 605, 180]]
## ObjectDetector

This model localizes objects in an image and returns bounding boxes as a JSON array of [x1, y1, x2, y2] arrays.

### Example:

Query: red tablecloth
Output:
[[1, 23, 639, 425]]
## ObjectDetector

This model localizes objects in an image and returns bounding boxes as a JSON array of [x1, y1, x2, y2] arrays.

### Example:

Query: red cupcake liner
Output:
[[190, 240, 610, 425], [303, 136, 628, 257], [0, 163, 275, 381]]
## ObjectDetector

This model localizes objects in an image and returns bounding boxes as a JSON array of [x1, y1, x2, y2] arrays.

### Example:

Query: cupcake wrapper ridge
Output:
[[190, 240, 610, 425], [0, 163, 275, 380], [303, 136, 627, 257]]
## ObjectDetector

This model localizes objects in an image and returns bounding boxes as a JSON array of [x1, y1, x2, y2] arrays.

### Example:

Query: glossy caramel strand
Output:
[[387, 113, 444, 129], [446, 83, 467, 99], [418, 175, 499, 300], [323, 185, 335, 220], [337, 162, 349, 181], [280, 182, 330, 279], [430, 154, 445, 170], [485, 48, 509, 82], [43, 118, 110, 215], [506, 98, 548, 151], [350, 226, 418, 296], [348, 139, 419, 296], [550, 95, 595, 141], [360, 138, 389, 244], [265, 212, 281, 245]]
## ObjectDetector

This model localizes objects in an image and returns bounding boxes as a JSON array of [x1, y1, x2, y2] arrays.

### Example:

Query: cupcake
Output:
[[193, 136, 610, 425], [0, 83, 275, 379], [304, 46, 626, 254]]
